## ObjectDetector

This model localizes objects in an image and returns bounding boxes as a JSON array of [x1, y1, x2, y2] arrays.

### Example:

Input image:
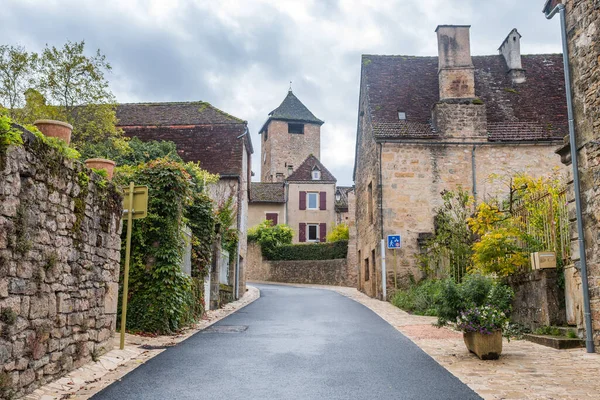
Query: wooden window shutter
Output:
[[299, 223, 307, 242], [266, 213, 278, 225], [319, 191, 326, 210], [299, 191, 306, 210], [319, 223, 326, 242]]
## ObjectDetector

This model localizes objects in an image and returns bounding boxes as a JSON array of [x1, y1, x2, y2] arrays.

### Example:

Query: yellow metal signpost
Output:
[[120, 183, 148, 350]]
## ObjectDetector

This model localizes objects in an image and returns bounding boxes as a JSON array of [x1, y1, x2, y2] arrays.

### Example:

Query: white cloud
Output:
[[0, 0, 562, 185]]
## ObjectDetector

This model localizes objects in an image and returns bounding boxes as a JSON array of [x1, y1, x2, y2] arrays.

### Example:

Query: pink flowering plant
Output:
[[456, 305, 509, 336]]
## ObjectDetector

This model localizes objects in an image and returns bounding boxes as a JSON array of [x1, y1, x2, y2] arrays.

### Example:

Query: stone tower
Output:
[[259, 90, 324, 182]]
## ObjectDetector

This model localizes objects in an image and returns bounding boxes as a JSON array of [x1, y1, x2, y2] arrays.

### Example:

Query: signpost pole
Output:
[[393, 249, 398, 289], [120, 181, 134, 350], [380, 239, 386, 300]]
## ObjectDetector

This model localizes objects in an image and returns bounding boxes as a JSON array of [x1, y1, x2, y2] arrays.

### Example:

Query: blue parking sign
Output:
[[387, 234, 401, 249]]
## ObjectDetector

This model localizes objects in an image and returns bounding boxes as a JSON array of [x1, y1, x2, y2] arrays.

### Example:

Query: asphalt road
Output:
[[92, 284, 481, 400]]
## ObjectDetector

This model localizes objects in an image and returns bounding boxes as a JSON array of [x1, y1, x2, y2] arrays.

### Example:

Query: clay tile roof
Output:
[[116, 101, 245, 126], [287, 155, 336, 183], [361, 54, 567, 141], [260, 90, 324, 133], [250, 183, 286, 203]]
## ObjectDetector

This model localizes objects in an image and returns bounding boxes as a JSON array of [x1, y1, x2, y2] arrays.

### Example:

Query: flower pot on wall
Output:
[[33, 119, 73, 145], [463, 330, 503, 360], [85, 158, 116, 180]]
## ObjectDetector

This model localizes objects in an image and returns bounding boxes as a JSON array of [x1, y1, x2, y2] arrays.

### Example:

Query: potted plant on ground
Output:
[[457, 305, 509, 360]]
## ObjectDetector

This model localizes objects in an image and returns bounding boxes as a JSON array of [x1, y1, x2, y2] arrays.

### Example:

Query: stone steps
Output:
[[524, 333, 585, 349]]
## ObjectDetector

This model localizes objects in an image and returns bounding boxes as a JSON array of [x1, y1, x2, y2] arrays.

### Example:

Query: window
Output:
[[368, 182, 373, 224], [307, 192, 318, 210], [288, 123, 304, 134], [398, 111, 406, 120], [307, 224, 319, 241], [312, 170, 321, 180], [266, 213, 278, 225], [264, 130, 268, 141], [371, 249, 376, 283], [364, 256, 370, 281]]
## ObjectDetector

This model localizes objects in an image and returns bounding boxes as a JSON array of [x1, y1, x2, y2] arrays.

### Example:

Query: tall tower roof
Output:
[[260, 90, 324, 132]]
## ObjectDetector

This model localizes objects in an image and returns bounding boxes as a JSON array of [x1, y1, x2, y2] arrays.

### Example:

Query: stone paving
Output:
[[289, 283, 600, 400], [23, 286, 260, 400]]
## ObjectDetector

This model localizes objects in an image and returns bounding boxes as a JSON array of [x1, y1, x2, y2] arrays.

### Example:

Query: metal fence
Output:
[[511, 189, 570, 265]]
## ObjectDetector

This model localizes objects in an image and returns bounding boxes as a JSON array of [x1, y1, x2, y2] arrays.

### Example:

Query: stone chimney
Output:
[[433, 25, 487, 139], [499, 28, 525, 84], [436, 25, 475, 100]]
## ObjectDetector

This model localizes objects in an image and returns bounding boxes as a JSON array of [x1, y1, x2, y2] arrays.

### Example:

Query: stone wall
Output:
[[261, 120, 321, 182], [378, 142, 564, 287], [346, 189, 358, 287], [561, 0, 600, 347], [246, 243, 353, 287], [507, 269, 566, 330], [355, 86, 383, 298], [0, 128, 122, 397]]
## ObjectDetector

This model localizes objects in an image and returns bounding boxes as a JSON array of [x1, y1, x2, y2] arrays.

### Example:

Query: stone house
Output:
[[116, 101, 253, 298], [335, 186, 353, 225], [249, 91, 341, 243], [543, 0, 600, 349], [354, 25, 567, 298]]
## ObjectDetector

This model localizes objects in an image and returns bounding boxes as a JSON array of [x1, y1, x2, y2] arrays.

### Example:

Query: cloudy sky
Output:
[[1, 0, 562, 185]]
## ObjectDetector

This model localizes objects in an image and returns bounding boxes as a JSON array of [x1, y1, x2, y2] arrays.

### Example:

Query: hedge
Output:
[[265, 240, 348, 261]]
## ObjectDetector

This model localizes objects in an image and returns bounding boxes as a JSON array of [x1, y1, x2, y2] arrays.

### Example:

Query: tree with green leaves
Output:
[[0, 45, 37, 118]]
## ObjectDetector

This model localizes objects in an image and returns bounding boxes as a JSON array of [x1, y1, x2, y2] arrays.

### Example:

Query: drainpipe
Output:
[[471, 145, 477, 203], [545, 3, 594, 353], [379, 142, 387, 300]]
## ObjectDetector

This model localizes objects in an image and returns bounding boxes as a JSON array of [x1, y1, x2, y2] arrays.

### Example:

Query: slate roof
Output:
[[287, 155, 336, 183], [116, 101, 245, 126], [361, 54, 567, 141], [260, 90, 324, 133], [250, 183, 286, 203]]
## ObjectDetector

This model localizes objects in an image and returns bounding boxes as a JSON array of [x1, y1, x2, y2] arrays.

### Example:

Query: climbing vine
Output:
[[115, 158, 218, 334]]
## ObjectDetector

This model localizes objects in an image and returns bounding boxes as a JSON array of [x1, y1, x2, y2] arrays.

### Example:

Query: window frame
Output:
[[288, 123, 304, 134], [312, 170, 321, 180], [307, 224, 319, 242], [307, 192, 319, 210]]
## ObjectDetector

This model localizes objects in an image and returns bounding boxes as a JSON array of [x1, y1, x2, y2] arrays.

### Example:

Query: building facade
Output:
[[354, 25, 567, 298], [250, 91, 342, 243], [116, 101, 253, 299], [544, 0, 600, 349]]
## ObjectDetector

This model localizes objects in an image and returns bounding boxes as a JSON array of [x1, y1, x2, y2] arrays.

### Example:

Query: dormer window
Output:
[[398, 111, 406, 120], [288, 123, 304, 134], [312, 169, 321, 180]]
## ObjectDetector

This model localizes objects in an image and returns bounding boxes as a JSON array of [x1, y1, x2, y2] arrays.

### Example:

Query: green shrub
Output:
[[326, 223, 349, 242], [391, 279, 445, 316], [248, 220, 293, 255], [266, 240, 348, 261], [391, 274, 515, 326]]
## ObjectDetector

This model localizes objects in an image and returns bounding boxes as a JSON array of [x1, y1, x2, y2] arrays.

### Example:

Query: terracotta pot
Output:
[[85, 158, 116, 180], [33, 119, 73, 145], [463, 330, 503, 360]]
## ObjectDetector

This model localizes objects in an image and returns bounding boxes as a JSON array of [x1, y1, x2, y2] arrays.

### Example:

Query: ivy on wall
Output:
[[115, 158, 216, 334]]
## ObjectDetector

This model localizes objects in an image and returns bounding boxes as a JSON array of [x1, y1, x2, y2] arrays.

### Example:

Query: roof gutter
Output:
[[376, 139, 563, 146], [545, 2, 595, 353]]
